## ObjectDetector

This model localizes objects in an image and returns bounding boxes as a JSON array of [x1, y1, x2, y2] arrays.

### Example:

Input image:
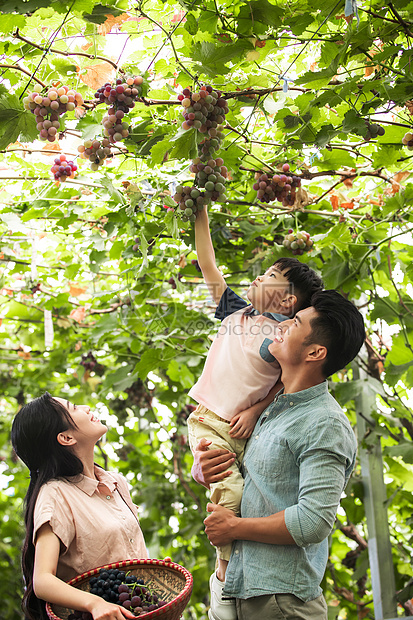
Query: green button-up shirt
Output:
[[224, 380, 357, 603]]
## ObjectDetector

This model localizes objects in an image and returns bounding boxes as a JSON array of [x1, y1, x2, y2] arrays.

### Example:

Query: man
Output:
[[191, 289, 366, 620]]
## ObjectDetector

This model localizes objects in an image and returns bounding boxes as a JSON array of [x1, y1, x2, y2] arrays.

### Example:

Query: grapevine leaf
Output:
[[134, 348, 165, 379], [100, 177, 124, 204], [83, 3, 125, 23], [0, 93, 38, 148], [185, 13, 198, 35], [168, 127, 198, 161], [191, 40, 253, 75]]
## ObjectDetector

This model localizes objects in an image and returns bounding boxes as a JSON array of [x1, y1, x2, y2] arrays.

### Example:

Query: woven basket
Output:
[[46, 558, 193, 620]]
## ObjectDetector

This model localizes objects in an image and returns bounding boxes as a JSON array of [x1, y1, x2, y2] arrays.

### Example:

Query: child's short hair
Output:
[[273, 257, 323, 310]]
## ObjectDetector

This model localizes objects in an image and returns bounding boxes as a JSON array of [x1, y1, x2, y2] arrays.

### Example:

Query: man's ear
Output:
[[280, 293, 297, 311], [57, 431, 77, 447], [306, 344, 327, 363]]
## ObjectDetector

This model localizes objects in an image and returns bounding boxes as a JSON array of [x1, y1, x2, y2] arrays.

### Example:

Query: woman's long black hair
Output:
[[11, 392, 84, 620]]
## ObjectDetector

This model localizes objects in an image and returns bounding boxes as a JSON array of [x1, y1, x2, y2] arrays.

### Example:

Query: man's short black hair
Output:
[[304, 289, 366, 378], [273, 257, 324, 310]]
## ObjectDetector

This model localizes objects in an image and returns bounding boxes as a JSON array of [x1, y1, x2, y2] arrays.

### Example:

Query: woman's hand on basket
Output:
[[89, 598, 136, 620]]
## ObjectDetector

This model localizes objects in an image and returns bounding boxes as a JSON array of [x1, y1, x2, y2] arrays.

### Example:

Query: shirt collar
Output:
[[244, 305, 289, 322], [274, 380, 329, 406], [69, 465, 118, 496]]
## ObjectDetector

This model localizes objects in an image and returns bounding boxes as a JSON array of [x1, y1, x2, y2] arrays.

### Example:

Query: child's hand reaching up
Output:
[[228, 405, 262, 439]]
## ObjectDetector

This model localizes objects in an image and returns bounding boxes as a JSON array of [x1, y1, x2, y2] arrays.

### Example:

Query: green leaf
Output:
[[371, 145, 402, 169], [83, 3, 124, 23], [383, 441, 413, 464], [168, 127, 198, 161], [295, 67, 337, 89], [237, 0, 283, 29], [100, 177, 124, 204], [134, 348, 165, 379], [167, 359, 195, 389], [191, 40, 253, 75], [0, 93, 38, 148], [185, 13, 198, 35]]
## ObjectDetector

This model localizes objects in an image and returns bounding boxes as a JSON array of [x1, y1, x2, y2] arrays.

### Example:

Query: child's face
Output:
[[246, 265, 291, 314]]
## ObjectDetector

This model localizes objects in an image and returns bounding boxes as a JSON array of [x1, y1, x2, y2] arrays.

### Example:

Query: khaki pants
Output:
[[236, 593, 328, 620], [187, 405, 246, 561]]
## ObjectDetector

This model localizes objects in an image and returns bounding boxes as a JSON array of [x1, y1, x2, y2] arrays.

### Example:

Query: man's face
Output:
[[268, 306, 319, 366], [246, 265, 290, 314]]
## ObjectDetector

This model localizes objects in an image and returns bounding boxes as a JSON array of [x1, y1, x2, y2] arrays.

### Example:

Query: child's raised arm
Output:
[[195, 207, 227, 305]]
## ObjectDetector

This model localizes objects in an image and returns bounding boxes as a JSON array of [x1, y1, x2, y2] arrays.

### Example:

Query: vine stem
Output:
[[0, 64, 46, 87], [0, 175, 101, 188], [13, 30, 121, 71]]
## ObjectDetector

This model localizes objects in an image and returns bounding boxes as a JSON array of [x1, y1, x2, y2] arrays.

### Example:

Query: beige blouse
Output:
[[33, 465, 148, 582]]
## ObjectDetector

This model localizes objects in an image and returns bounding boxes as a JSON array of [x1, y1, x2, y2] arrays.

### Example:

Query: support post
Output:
[[353, 366, 397, 619]]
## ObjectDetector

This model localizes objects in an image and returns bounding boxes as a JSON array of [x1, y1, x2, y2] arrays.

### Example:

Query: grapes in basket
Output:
[[68, 567, 168, 618]]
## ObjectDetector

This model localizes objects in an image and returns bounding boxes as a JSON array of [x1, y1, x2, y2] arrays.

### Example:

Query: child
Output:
[[187, 207, 323, 620], [11, 392, 147, 620]]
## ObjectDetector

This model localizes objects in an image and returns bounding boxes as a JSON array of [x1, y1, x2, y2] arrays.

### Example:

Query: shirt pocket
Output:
[[246, 435, 294, 479]]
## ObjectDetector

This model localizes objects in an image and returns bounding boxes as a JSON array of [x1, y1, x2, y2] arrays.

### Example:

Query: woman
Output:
[[11, 392, 148, 620]]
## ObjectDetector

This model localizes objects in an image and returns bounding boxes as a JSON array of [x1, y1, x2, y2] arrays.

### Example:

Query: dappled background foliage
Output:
[[0, 0, 413, 617]]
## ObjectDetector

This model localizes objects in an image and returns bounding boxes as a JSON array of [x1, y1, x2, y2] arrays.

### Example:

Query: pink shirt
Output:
[[33, 466, 147, 582], [188, 305, 282, 421]]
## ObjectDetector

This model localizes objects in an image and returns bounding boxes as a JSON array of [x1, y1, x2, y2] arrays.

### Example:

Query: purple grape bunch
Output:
[[94, 77, 143, 144], [253, 163, 302, 207], [68, 567, 168, 619], [78, 138, 112, 170]]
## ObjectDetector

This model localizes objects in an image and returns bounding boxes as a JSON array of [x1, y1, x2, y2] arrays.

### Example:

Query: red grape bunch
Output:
[[50, 154, 77, 182], [402, 132, 413, 150], [78, 138, 112, 170], [23, 84, 84, 142], [95, 77, 143, 144], [282, 229, 314, 255], [253, 164, 302, 207], [173, 85, 229, 218]]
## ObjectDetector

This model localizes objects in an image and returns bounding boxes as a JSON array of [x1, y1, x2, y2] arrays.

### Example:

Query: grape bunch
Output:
[[80, 352, 105, 375], [23, 84, 84, 142], [363, 120, 385, 141], [253, 164, 302, 207], [172, 185, 207, 222], [50, 155, 77, 182], [173, 85, 229, 220], [68, 568, 168, 619], [117, 576, 167, 615], [402, 132, 413, 150], [282, 229, 314, 255], [178, 85, 229, 134], [167, 273, 183, 289], [124, 379, 153, 409], [95, 77, 143, 144], [78, 139, 112, 170]]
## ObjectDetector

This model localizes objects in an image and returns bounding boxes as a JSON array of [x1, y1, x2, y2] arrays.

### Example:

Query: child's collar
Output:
[[244, 305, 290, 322]]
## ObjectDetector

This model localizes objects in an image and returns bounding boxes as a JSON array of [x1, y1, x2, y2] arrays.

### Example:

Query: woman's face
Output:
[[53, 397, 107, 443]]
